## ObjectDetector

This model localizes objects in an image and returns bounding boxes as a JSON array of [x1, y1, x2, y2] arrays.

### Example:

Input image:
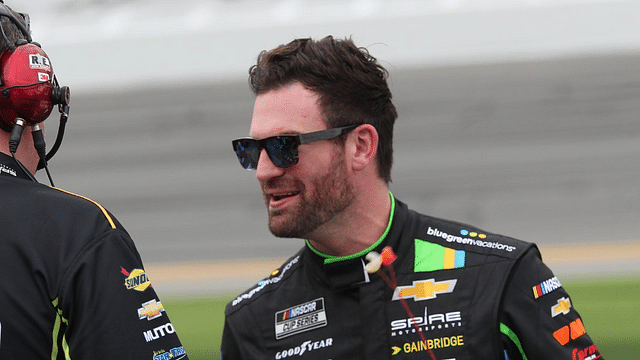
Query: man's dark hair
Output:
[[249, 36, 398, 184], [0, 4, 27, 51]]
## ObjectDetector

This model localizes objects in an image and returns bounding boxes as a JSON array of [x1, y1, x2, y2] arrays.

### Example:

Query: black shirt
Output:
[[0, 152, 189, 360]]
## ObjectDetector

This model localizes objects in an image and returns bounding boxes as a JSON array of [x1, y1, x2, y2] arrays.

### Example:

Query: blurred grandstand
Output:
[[21, 0, 640, 93]]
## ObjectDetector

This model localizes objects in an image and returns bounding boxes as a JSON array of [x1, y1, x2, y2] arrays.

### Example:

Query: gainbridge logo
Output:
[[391, 335, 464, 356]]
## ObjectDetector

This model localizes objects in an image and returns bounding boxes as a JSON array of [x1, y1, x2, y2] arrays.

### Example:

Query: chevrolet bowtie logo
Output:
[[551, 297, 572, 317], [392, 278, 457, 301], [138, 299, 165, 321]]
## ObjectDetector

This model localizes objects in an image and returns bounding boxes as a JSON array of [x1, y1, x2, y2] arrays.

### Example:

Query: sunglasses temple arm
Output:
[[298, 126, 356, 144]]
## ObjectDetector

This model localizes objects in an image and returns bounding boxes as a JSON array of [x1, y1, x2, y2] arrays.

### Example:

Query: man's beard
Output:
[[265, 154, 354, 239]]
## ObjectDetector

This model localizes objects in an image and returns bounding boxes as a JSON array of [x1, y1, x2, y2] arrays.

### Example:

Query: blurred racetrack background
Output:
[[14, 1, 640, 358], [20, 0, 639, 295]]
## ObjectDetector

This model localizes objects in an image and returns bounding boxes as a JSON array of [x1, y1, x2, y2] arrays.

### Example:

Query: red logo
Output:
[[572, 344, 601, 360]]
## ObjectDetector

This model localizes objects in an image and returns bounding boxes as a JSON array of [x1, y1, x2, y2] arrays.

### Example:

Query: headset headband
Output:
[[0, 2, 31, 45]]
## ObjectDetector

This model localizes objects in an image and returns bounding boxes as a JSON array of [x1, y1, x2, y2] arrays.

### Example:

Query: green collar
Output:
[[306, 192, 396, 264]]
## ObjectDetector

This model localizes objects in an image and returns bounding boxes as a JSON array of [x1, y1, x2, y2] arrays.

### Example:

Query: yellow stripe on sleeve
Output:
[[53, 187, 116, 229]]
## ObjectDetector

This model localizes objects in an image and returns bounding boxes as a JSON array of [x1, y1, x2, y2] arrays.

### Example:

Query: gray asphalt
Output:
[[37, 52, 640, 276]]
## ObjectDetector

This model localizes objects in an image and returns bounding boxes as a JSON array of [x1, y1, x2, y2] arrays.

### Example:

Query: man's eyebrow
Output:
[[250, 130, 302, 138]]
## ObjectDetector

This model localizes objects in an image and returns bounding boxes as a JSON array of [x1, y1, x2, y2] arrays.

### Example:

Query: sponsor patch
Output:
[[0, 163, 17, 176], [138, 299, 165, 321], [232, 256, 299, 307], [460, 229, 486, 238], [153, 346, 187, 360], [553, 318, 586, 345], [414, 240, 465, 272], [143, 322, 175, 343], [29, 54, 50, 70], [274, 337, 333, 359], [121, 267, 152, 292], [392, 335, 464, 356], [573, 344, 601, 360], [533, 276, 562, 299], [37, 72, 50, 81], [427, 227, 515, 252], [393, 279, 457, 302], [551, 297, 572, 317], [275, 298, 327, 340], [390, 307, 462, 336]]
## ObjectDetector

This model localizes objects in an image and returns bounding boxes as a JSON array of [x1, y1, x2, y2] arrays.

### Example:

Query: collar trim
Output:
[[306, 192, 396, 264], [0, 152, 33, 181]]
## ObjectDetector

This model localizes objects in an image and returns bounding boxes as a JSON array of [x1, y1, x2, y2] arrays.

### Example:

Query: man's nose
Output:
[[256, 148, 285, 181]]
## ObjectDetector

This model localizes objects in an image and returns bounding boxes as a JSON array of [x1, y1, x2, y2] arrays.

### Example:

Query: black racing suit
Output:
[[0, 153, 188, 360], [221, 194, 603, 360]]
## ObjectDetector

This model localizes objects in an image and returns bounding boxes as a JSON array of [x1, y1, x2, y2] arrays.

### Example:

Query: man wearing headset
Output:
[[222, 36, 604, 359], [0, 3, 188, 359]]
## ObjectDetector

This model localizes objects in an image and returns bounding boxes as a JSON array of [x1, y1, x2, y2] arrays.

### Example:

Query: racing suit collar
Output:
[[304, 193, 409, 290], [0, 152, 34, 180], [306, 192, 396, 265]]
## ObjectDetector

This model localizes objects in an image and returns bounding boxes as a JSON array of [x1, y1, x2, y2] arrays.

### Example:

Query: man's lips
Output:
[[267, 191, 301, 208]]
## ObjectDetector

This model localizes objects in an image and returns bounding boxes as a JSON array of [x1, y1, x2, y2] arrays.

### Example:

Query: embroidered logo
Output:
[[275, 298, 327, 340], [392, 279, 457, 302]]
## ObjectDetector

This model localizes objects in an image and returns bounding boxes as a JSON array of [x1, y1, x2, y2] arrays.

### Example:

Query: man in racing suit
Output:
[[222, 36, 603, 359], [0, 3, 188, 359], [222, 194, 602, 359]]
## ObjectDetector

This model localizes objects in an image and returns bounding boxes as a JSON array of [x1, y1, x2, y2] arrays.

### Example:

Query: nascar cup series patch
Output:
[[275, 298, 327, 340]]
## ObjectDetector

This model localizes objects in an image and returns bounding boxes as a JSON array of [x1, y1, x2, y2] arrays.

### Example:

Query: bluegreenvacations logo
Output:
[[427, 227, 516, 252], [232, 256, 300, 306]]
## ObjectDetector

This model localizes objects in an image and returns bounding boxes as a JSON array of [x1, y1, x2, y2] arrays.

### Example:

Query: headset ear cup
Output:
[[51, 85, 70, 105], [0, 43, 55, 128]]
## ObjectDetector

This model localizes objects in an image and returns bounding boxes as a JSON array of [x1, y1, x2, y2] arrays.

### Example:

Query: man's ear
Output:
[[348, 124, 378, 172]]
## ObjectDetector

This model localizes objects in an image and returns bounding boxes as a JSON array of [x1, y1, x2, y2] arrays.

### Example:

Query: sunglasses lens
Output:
[[233, 136, 300, 169], [265, 136, 298, 168], [233, 139, 260, 170]]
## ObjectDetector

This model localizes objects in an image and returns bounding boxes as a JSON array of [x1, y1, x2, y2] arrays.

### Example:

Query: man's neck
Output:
[[0, 150, 33, 180], [307, 188, 392, 257]]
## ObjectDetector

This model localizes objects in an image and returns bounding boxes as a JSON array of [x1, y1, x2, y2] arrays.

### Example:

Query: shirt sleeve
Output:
[[56, 229, 189, 360], [499, 247, 604, 360], [220, 303, 270, 360], [220, 318, 243, 359]]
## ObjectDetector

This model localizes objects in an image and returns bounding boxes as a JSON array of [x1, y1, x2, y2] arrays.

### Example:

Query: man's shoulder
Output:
[[1, 177, 121, 230], [407, 209, 535, 260], [225, 249, 306, 317]]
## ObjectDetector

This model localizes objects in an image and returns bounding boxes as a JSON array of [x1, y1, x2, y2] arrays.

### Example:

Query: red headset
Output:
[[0, 1, 70, 174], [0, 41, 69, 128]]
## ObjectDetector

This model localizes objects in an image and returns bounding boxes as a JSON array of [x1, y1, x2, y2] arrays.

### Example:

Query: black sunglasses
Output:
[[232, 124, 359, 170]]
